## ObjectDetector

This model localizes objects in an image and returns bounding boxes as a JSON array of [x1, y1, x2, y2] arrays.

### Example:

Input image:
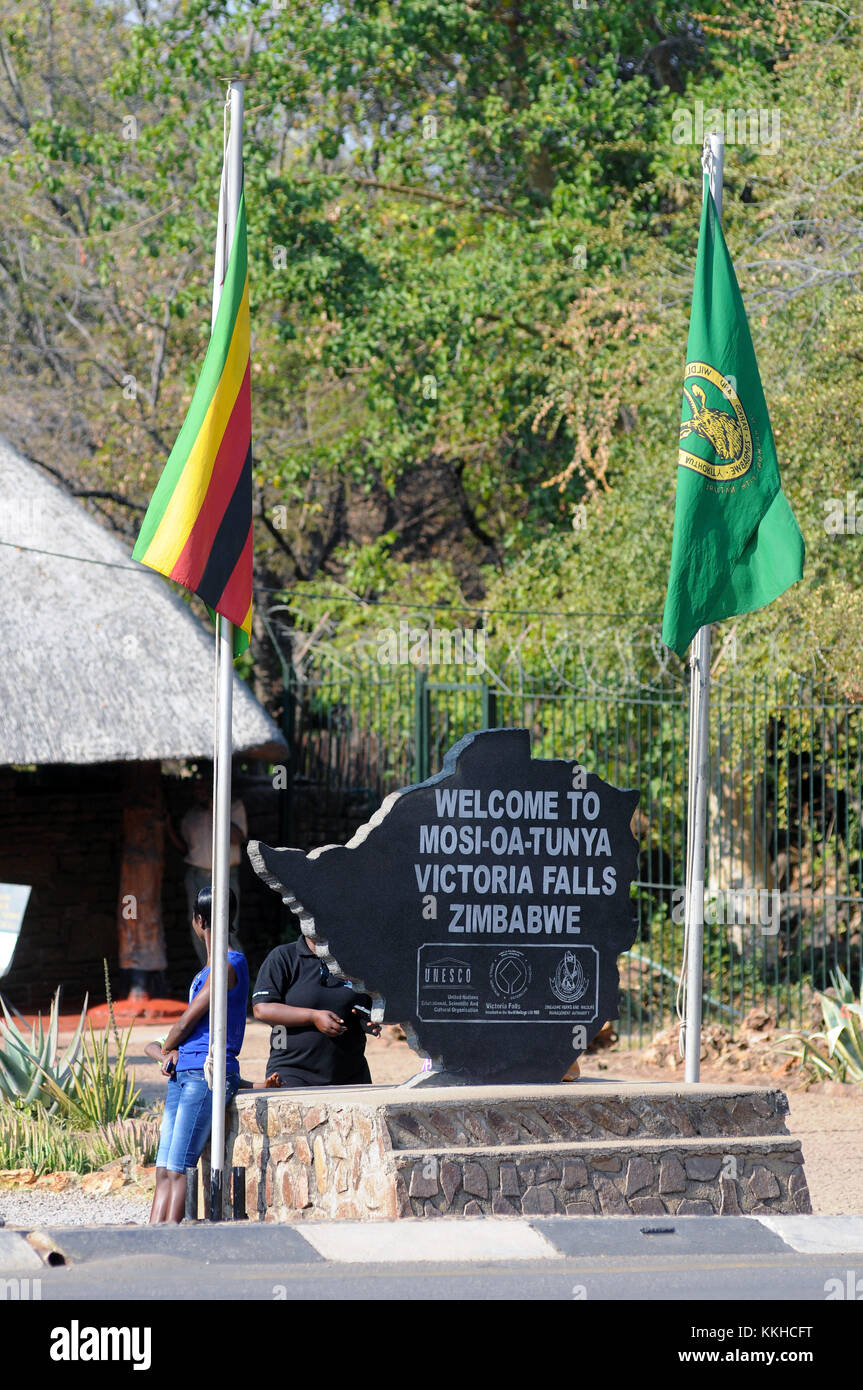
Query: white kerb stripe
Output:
[[753, 1215, 863, 1254], [299, 1219, 561, 1263], [0, 1233, 44, 1272]]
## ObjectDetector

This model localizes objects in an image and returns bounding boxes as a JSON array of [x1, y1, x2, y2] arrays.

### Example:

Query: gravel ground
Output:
[[0, 1188, 150, 1227]]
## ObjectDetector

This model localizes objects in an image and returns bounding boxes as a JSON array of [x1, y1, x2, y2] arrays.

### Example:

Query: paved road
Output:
[[2, 1214, 862, 1303]]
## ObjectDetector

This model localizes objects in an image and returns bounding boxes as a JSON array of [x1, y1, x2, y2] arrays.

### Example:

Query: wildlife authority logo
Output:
[[489, 949, 531, 1001], [678, 361, 753, 482], [549, 950, 590, 1005]]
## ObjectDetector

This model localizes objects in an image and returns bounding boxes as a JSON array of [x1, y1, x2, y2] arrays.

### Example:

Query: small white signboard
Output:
[[0, 883, 30, 977]]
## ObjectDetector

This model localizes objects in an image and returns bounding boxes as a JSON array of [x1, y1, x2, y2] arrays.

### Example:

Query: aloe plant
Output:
[[0, 1104, 95, 1176], [39, 1021, 141, 1127], [0, 990, 88, 1111], [90, 1116, 160, 1167], [776, 968, 863, 1085]]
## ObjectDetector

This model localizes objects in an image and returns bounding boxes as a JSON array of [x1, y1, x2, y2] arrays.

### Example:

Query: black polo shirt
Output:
[[252, 940, 372, 1086]]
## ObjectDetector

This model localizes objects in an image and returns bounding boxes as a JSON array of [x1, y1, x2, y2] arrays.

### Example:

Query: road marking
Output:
[[208, 1253, 819, 1283], [753, 1215, 863, 1253], [299, 1219, 561, 1263]]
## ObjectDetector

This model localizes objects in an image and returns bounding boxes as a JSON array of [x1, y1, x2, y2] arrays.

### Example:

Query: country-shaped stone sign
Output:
[[249, 729, 639, 1084]]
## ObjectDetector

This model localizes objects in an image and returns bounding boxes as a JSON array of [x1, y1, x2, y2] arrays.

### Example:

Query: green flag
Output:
[[661, 178, 804, 657]]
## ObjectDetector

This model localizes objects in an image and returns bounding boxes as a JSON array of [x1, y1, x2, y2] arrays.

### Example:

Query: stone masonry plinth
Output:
[[208, 1080, 811, 1221]]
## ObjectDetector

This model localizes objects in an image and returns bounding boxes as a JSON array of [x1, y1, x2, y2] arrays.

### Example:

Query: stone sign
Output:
[[249, 729, 639, 1083]]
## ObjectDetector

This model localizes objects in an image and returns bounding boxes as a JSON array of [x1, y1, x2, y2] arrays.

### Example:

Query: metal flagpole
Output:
[[682, 132, 723, 1084], [208, 78, 244, 1221], [209, 121, 229, 918]]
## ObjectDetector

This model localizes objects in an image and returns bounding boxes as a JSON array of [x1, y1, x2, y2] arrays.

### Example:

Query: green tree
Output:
[[3, 0, 863, 690]]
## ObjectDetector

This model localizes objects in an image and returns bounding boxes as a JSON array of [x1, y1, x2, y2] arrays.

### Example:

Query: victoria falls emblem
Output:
[[489, 949, 531, 1001], [549, 950, 589, 1005]]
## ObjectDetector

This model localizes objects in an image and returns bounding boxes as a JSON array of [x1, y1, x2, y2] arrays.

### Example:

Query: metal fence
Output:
[[279, 656, 863, 1045]]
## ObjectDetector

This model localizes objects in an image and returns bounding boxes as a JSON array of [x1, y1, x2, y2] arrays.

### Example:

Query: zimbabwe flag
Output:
[[133, 189, 252, 656]]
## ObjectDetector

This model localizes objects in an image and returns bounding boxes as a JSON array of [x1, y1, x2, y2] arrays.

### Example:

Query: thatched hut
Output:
[[0, 436, 288, 1007]]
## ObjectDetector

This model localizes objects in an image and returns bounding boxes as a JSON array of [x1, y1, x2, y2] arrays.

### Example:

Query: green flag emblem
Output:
[[662, 178, 804, 657]]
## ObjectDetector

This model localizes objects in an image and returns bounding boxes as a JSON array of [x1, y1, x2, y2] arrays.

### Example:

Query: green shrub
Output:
[[0, 1105, 161, 1177], [0, 1105, 93, 1176]]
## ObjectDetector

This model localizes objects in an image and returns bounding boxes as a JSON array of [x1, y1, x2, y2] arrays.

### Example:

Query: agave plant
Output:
[[89, 1116, 161, 1168], [775, 968, 863, 1085], [39, 1021, 141, 1127], [0, 990, 88, 1111]]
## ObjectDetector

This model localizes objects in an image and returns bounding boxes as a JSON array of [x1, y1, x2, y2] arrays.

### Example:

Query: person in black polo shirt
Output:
[[252, 935, 381, 1086]]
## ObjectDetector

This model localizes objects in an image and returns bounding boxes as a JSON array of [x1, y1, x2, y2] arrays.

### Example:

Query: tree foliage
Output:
[[2, 0, 863, 693]]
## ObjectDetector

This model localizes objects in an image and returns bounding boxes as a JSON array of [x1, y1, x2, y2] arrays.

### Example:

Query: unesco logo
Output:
[[423, 958, 473, 986], [489, 949, 531, 1001]]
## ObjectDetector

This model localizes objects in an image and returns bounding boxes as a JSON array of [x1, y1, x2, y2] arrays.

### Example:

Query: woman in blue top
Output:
[[149, 886, 249, 1224]]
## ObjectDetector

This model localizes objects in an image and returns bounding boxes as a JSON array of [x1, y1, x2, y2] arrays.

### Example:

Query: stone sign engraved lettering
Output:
[[249, 729, 638, 1083]]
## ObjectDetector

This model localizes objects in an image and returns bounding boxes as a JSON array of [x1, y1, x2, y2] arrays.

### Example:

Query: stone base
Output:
[[207, 1080, 811, 1221]]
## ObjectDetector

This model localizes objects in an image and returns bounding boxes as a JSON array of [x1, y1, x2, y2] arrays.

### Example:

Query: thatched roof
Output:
[[0, 437, 287, 764]]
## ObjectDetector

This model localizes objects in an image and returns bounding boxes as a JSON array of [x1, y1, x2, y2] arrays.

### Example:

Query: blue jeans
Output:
[[155, 1068, 242, 1173]]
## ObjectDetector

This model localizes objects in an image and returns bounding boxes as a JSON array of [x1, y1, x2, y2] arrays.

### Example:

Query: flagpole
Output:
[[208, 78, 244, 1220], [683, 133, 723, 1084]]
